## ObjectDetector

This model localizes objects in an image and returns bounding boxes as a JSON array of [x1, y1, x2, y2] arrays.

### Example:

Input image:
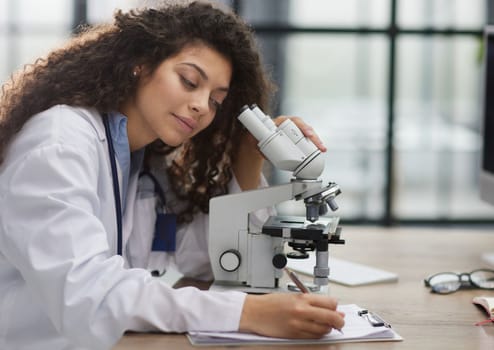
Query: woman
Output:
[[0, 1, 345, 349]]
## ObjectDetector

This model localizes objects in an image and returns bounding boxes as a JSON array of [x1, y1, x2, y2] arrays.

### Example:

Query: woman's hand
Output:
[[239, 293, 345, 338], [272, 115, 327, 153], [233, 115, 326, 191]]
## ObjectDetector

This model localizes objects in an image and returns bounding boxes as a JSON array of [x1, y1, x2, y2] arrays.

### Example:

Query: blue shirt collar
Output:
[[107, 111, 132, 210]]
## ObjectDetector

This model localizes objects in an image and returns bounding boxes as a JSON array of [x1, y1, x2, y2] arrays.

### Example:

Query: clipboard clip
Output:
[[358, 309, 392, 328]]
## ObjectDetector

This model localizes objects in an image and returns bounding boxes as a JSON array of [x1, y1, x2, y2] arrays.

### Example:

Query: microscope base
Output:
[[209, 282, 286, 294], [209, 281, 324, 294]]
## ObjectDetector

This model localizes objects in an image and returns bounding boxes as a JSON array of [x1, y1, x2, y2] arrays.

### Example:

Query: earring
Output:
[[132, 70, 138, 77]]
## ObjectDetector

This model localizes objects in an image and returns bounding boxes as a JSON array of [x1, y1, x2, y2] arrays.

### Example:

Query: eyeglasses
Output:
[[424, 269, 494, 294]]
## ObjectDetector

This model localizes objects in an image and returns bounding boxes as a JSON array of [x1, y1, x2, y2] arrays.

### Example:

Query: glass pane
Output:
[[12, 33, 71, 72], [239, 0, 289, 25], [0, 1, 8, 26], [398, 0, 487, 29], [88, 0, 234, 24], [259, 34, 388, 220], [289, 0, 389, 27], [87, 0, 145, 24], [15, 0, 73, 27], [0, 35, 8, 83], [395, 35, 494, 219], [1, 0, 73, 79], [242, 0, 389, 27]]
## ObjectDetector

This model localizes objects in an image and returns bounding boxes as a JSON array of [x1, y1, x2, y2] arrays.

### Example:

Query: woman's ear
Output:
[[132, 66, 142, 77]]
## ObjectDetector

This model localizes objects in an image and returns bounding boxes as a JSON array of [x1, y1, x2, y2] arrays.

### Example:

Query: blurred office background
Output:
[[1, 0, 494, 226]]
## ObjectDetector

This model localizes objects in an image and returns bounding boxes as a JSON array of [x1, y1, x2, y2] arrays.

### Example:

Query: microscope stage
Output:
[[261, 215, 336, 240]]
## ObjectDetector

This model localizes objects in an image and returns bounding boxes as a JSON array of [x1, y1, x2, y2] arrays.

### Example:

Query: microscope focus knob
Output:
[[219, 249, 241, 272], [272, 254, 287, 269]]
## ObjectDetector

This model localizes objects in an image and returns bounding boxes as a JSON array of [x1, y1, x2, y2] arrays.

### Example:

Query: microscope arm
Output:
[[210, 180, 322, 235]]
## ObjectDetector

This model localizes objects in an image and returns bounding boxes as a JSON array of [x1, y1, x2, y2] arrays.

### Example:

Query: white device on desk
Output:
[[209, 105, 344, 292], [287, 253, 398, 287]]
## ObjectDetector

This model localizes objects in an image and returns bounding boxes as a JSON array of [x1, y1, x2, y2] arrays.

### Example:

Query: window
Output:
[[237, 0, 494, 224], [2, 0, 493, 225], [0, 0, 73, 82]]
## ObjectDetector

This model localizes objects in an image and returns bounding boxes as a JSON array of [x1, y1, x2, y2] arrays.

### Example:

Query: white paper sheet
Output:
[[187, 304, 402, 346]]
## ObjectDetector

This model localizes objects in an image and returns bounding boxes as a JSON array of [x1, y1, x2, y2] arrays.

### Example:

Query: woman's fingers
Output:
[[273, 115, 327, 152], [240, 293, 345, 339], [296, 295, 346, 331]]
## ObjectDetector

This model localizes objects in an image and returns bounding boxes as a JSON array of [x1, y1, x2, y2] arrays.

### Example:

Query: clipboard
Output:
[[187, 304, 403, 346]]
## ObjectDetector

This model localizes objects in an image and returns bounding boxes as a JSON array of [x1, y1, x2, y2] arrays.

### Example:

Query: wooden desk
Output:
[[114, 226, 494, 349]]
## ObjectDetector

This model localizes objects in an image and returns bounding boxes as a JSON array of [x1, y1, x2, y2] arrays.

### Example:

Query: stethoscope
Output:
[[103, 114, 123, 256], [102, 113, 172, 258]]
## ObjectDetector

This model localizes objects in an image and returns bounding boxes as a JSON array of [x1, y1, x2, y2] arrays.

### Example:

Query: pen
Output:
[[284, 267, 310, 293], [283, 268, 344, 335]]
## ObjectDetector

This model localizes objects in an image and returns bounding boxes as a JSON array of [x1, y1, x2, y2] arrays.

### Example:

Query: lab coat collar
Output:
[[67, 105, 107, 142]]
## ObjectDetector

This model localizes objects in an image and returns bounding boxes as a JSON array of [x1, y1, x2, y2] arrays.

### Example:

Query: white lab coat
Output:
[[129, 156, 274, 281], [0, 105, 268, 350]]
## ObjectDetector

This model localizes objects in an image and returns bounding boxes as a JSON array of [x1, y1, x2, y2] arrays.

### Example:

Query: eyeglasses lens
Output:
[[471, 270, 494, 289], [428, 273, 461, 294]]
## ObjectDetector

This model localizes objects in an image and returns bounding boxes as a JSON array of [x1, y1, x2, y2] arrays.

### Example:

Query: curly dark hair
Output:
[[0, 0, 275, 223]]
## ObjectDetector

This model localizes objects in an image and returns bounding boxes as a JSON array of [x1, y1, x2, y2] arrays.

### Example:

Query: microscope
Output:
[[208, 105, 344, 292]]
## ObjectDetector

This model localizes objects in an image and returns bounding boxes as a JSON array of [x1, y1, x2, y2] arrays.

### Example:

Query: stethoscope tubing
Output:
[[103, 114, 123, 256]]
